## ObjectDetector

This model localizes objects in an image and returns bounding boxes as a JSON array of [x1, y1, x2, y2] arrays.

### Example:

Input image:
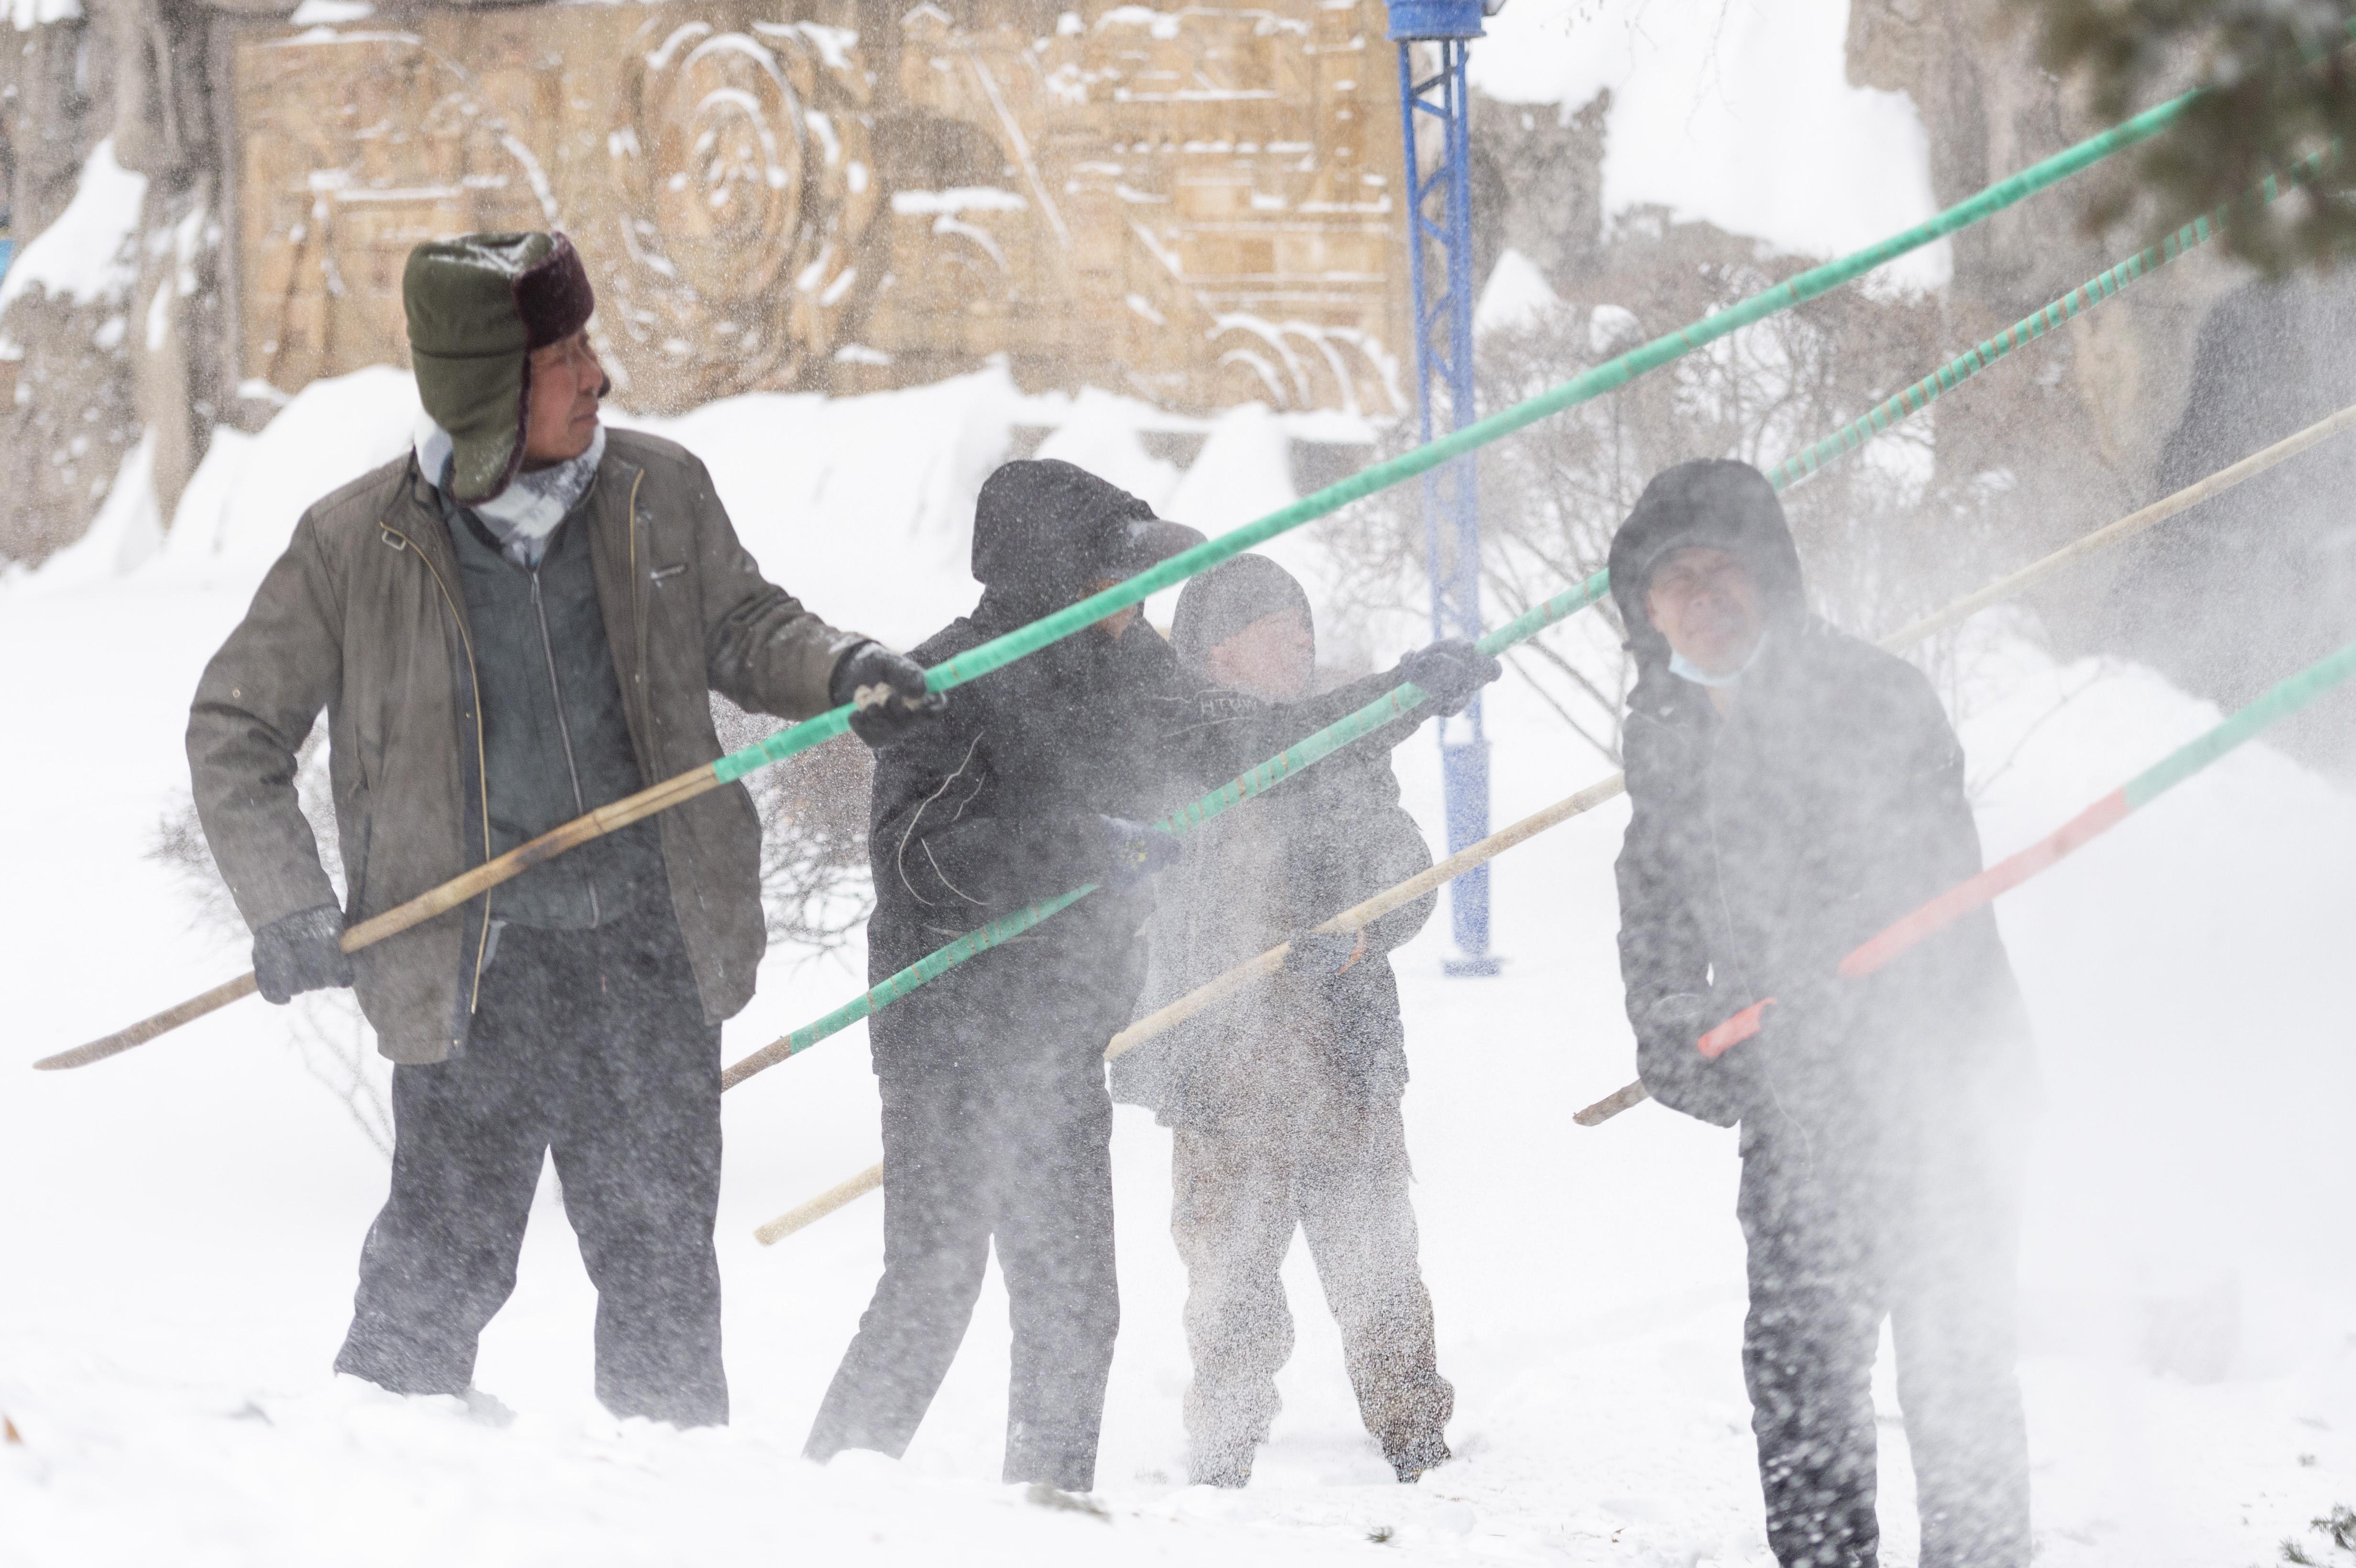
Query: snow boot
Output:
[[1389, 1430, 1449, 1483], [1188, 1433, 1255, 1488], [1025, 1483, 1111, 1520]]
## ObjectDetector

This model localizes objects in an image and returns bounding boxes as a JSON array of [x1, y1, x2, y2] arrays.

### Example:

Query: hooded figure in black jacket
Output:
[[1610, 460, 2035, 1568], [804, 459, 1499, 1494]]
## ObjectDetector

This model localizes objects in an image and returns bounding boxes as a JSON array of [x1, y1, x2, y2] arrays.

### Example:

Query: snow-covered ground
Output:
[[4, 370, 2354, 1568]]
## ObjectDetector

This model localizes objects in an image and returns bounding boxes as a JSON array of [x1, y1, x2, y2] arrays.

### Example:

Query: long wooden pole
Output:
[[34, 766, 729, 1070], [752, 1165, 884, 1246], [760, 403, 2356, 1238]]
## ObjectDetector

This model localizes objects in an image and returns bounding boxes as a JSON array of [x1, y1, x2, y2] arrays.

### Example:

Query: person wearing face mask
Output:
[[1608, 460, 2036, 1568], [186, 231, 941, 1426], [1110, 554, 1455, 1489], [803, 468, 1499, 1497]]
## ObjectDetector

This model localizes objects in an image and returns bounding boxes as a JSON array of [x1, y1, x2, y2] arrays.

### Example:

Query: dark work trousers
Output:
[[1737, 1128, 2029, 1568], [804, 1043, 1120, 1491], [1172, 1090, 1451, 1483], [333, 904, 728, 1426]]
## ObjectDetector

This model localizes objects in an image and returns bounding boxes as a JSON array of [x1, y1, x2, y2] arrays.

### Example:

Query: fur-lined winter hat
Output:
[[402, 232, 596, 505]]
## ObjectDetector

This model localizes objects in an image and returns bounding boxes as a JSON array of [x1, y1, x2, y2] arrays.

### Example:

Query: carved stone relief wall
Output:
[[227, 0, 1410, 417]]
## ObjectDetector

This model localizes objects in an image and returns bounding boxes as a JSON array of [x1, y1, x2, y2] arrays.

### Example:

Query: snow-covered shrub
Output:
[[149, 728, 393, 1156], [710, 695, 875, 960]]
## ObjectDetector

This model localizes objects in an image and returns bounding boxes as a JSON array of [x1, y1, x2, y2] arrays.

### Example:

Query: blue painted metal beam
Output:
[[1393, 11, 1500, 975]]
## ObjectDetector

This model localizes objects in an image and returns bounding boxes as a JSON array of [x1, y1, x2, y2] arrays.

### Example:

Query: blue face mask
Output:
[[1669, 631, 1767, 689]]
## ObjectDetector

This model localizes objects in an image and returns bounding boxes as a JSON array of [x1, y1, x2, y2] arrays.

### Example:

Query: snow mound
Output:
[[28, 359, 1383, 656], [162, 365, 420, 577], [1469, 0, 1950, 289], [0, 136, 146, 319], [1474, 248, 1562, 335]]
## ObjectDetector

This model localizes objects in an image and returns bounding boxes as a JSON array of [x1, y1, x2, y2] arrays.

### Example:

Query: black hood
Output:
[[1606, 458, 1806, 668], [970, 459, 1203, 618]]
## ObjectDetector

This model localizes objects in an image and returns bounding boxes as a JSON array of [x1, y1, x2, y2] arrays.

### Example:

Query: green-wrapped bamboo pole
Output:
[[719, 572, 1613, 1089], [1768, 146, 2336, 492], [761, 403, 2356, 1239], [727, 141, 2322, 1092], [727, 136, 2346, 1094], [38, 83, 2196, 1074]]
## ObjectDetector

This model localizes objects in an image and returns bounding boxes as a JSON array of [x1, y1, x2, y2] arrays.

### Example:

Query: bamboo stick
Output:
[[752, 1165, 884, 1245], [34, 766, 730, 1071], [1571, 1081, 1650, 1127], [1879, 401, 2356, 649], [1105, 774, 1635, 1061], [30, 974, 262, 1072]]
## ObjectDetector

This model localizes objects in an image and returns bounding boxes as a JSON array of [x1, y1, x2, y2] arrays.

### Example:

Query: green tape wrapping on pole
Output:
[[1767, 145, 2339, 493], [2124, 638, 2356, 808], [1829, 628, 2356, 981], [748, 887, 1099, 1076], [722, 91, 2234, 1086], [737, 120, 2326, 1081], [722, 569, 1615, 1083], [702, 90, 2195, 792]]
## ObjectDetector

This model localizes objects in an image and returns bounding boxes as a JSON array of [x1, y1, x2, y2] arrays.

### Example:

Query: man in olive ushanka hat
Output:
[[188, 231, 942, 1425]]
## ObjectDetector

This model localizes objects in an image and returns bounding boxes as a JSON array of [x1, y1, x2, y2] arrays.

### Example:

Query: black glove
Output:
[[1099, 816, 1183, 892], [1746, 979, 1860, 1140], [1278, 927, 1365, 978], [1396, 637, 1504, 717], [829, 642, 946, 747], [252, 904, 353, 1006]]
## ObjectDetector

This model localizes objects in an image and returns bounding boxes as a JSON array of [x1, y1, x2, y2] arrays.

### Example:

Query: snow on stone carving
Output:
[[222, 0, 1408, 416]]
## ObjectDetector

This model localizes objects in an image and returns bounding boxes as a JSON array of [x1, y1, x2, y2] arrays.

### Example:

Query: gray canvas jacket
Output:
[[187, 428, 868, 1063]]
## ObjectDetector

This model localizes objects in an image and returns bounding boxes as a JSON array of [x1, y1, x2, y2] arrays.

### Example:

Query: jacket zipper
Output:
[[529, 566, 601, 928], [381, 521, 498, 1020], [627, 469, 651, 713]]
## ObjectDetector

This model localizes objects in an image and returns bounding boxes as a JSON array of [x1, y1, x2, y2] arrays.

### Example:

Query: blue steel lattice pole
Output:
[[1391, 0, 1499, 975]]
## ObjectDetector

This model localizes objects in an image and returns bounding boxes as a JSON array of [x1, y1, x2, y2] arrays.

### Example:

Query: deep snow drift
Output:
[[2, 369, 2354, 1568]]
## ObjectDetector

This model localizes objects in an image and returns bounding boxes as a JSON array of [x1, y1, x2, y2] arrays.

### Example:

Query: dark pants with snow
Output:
[[805, 1043, 1120, 1491], [1737, 1131, 2029, 1568], [334, 904, 727, 1426], [1172, 1090, 1451, 1484]]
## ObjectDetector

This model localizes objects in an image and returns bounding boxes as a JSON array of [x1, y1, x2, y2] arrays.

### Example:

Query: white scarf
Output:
[[414, 414, 607, 568], [1670, 631, 1768, 689]]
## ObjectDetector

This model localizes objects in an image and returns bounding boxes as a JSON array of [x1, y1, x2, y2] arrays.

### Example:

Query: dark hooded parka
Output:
[[806, 461, 1416, 1493], [1609, 460, 2034, 1568]]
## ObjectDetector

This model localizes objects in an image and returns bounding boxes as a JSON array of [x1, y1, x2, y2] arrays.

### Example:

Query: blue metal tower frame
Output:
[[1391, 0, 1499, 975]]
